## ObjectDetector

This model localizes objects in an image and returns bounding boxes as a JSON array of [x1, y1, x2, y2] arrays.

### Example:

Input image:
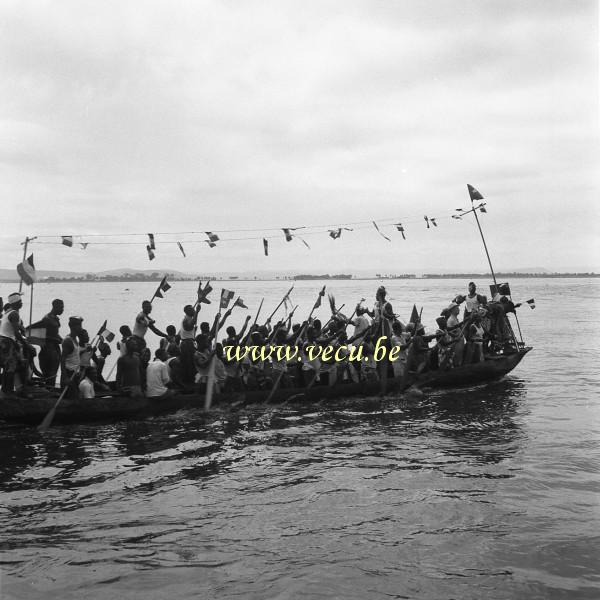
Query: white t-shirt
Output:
[[146, 360, 171, 398], [79, 377, 95, 399]]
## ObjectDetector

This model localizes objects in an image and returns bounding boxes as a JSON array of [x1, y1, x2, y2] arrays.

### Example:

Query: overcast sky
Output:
[[1, 0, 598, 275]]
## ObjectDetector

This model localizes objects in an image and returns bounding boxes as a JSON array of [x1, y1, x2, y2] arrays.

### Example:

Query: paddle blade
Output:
[[37, 405, 57, 432], [204, 357, 216, 411]]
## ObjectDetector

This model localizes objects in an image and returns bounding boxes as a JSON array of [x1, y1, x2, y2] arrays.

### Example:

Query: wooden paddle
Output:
[[37, 370, 79, 432]]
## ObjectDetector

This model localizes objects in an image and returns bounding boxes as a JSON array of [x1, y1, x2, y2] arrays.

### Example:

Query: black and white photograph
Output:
[[0, 1, 598, 598]]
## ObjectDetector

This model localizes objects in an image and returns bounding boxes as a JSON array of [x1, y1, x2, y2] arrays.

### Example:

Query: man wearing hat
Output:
[[0, 292, 29, 396], [60, 316, 84, 394]]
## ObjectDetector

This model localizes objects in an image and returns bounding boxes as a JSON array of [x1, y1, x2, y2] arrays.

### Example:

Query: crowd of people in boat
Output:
[[0, 282, 523, 400]]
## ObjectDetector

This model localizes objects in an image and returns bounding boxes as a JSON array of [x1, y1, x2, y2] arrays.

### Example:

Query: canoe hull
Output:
[[0, 348, 531, 425]]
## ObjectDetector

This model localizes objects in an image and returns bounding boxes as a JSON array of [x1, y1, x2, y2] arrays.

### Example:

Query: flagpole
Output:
[[28, 282, 34, 330], [469, 196, 497, 287]]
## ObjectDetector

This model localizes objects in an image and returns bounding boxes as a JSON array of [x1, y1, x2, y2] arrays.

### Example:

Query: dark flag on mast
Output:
[[153, 276, 171, 299], [467, 184, 484, 201]]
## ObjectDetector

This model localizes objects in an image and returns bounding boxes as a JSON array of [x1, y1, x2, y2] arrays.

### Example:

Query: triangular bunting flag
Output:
[[263, 238, 269, 256], [146, 245, 155, 260], [467, 184, 484, 201], [177, 242, 186, 257], [62, 236, 73, 247], [148, 233, 155, 250], [282, 228, 293, 242], [372, 221, 391, 242], [205, 232, 219, 243]]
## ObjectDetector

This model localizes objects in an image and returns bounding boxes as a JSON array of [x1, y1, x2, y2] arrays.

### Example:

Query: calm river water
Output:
[[1, 278, 598, 599]]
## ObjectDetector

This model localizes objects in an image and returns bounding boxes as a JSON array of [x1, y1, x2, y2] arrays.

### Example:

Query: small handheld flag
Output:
[[17, 254, 36, 286], [62, 236, 73, 247], [467, 184, 484, 201], [220, 289, 235, 310], [234, 297, 248, 309], [526, 298, 536, 309], [96, 320, 116, 343], [152, 276, 171, 300], [197, 281, 213, 304]]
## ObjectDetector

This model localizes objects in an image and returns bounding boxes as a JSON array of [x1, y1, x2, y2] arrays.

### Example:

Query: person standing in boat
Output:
[[60, 316, 84, 396], [462, 282, 487, 320], [367, 286, 395, 338], [132, 300, 168, 352], [0, 292, 30, 397], [116, 338, 144, 397], [179, 304, 200, 385], [31, 298, 64, 386]]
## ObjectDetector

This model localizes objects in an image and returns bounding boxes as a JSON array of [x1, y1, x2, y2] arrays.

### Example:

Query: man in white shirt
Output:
[[79, 366, 97, 399], [145, 349, 172, 399]]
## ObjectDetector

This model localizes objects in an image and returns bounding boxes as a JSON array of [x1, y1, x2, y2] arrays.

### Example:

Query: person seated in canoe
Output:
[[464, 311, 486, 363], [116, 338, 143, 398], [78, 366, 97, 399], [445, 303, 465, 367], [159, 325, 179, 351], [145, 349, 174, 400], [131, 300, 168, 352], [350, 305, 372, 340], [407, 323, 429, 374], [91, 338, 112, 392], [390, 321, 409, 378], [117, 325, 132, 357], [78, 329, 93, 368], [165, 343, 185, 390], [193, 334, 212, 392], [433, 316, 454, 370]]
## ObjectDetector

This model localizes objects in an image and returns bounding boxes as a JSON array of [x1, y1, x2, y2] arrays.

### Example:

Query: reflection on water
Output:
[[1, 373, 598, 599]]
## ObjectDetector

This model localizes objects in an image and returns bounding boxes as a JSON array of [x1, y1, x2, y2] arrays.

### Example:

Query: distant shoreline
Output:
[[1, 272, 598, 284]]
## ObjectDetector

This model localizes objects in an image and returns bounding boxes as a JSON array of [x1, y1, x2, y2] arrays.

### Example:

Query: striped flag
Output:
[[96, 320, 116, 342], [17, 254, 36, 286], [220, 289, 235, 309]]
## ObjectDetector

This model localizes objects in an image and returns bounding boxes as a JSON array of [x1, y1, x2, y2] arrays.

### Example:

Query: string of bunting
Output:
[[34, 185, 490, 260]]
